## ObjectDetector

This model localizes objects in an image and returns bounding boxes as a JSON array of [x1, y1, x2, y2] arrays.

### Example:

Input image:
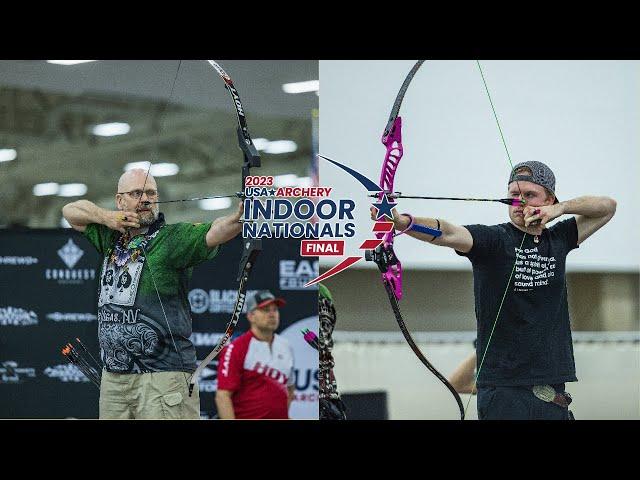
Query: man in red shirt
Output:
[[215, 291, 295, 419]]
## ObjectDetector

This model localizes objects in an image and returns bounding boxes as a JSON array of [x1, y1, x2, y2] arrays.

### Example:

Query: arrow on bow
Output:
[[367, 193, 526, 207]]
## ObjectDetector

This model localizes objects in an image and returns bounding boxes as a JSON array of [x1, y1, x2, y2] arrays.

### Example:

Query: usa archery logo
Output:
[[241, 175, 354, 242]]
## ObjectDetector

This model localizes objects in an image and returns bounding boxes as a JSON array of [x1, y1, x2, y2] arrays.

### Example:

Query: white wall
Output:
[[333, 332, 640, 420], [319, 60, 639, 272]]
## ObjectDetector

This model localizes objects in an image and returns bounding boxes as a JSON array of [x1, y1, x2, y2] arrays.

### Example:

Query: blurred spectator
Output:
[[216, 290, 295, 419]]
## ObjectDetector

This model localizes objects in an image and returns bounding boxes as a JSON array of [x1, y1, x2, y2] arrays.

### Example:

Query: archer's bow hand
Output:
[[205, 204, 244, 248], [369, 206, 408, 229], [234, 200, 244, 223]]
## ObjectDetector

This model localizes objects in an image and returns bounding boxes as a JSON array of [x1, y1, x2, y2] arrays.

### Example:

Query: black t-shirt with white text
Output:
[[456, 218, 579, 387]]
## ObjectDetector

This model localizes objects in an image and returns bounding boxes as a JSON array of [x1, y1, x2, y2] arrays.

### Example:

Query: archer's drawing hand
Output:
[[523, 204, 561, 228], [106, 211, 140, 233]]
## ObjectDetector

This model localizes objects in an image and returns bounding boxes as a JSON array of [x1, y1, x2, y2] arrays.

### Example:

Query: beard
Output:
[[138, 208, 158, 227]]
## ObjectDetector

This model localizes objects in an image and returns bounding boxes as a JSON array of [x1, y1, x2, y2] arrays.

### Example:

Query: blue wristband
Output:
[[410, 223, 442, 237]]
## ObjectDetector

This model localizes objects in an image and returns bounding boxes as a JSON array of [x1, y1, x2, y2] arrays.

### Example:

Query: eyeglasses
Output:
[[117, 189, 158, 199]]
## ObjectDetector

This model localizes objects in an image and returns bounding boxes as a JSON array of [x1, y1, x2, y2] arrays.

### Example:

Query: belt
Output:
[[532, 385, 572, 408]]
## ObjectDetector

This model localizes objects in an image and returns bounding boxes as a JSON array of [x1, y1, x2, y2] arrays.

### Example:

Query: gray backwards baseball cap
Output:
[[508, 161, 559, 204], [246, 290, 286, 312]]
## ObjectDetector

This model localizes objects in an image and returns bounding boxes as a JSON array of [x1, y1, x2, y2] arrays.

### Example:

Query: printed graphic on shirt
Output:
[[98, 304, 172, 372], [243, 338, 293, 389], [219, 343, 234, 378], [98, 256, 144, 307], [249, 361, 290, 388], [513, 246, 556, 292]]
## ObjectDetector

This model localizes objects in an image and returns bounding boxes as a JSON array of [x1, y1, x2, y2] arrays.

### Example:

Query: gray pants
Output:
[[99, 370, 200, 419]]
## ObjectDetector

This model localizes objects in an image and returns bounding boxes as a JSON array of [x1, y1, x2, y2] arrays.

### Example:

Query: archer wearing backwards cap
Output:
[[215, 290, 295, 419], [375, 161, 616, 420]]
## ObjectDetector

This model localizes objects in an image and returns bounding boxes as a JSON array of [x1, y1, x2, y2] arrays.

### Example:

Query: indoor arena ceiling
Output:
[[0, 60, 318, 228]]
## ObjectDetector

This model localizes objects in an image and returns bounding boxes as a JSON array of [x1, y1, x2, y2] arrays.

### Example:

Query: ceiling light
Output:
[[33, 183, 59, 196], [123, 162, 179, 177], [252, 138, 270, 151], [274, 174, 299, 187], [124, 161, 151, 171], [199, 198, 232, 211], [58, 183, 88, 197], [150, 163, 179, 177], [296, 176, 314, 188], [0, 149, 17, 162], [282, 80, 319, 94], [92, 122, 131, 137], [46, 60, 97, 66], [264, 140, 297, 155], [251, 139, 297, 154]]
